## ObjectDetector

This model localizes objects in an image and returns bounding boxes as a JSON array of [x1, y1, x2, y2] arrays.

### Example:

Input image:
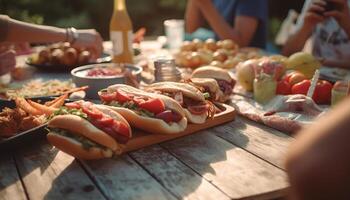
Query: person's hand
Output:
[[302, 0, 327, 31], [72, 29, 103, 60], [0, 49, 16, 76], [324, 0, 350, 30]]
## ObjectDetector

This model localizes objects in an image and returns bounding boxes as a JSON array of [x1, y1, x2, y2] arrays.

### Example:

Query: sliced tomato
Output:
[[133, 96, 147, 105], [65, 102, 81, 109], [115, 89, 132, 103], [111, 121, 131, 138], [82, 106, 103, 119], [138, 98, 165, 114], [95, 117, 114, 126], [187, 104, 208, 115], [99, 92, 116, 102]]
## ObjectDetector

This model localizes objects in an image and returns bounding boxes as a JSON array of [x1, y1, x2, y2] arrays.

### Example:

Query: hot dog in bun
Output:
[[145, 82, 215, 124], [99, 84, 187, 134], [191, 66, 236, 102], [188, 78, 223, 102], [47, 101, 132, 160]]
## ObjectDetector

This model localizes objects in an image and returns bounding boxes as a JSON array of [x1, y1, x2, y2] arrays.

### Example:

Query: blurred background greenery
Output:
[[0, 0, 304, 46]]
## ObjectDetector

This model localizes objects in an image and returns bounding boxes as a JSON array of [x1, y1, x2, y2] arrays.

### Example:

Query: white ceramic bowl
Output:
[[71, 63, 142, 99]]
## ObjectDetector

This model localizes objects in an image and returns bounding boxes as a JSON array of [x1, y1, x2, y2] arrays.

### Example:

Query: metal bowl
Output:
[[71, 63, 142, 99]]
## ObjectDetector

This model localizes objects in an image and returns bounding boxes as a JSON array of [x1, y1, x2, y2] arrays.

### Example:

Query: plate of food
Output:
[[0, 95, 70, 150], [1, 79, 87, 100], [26, 42, 112, 71]]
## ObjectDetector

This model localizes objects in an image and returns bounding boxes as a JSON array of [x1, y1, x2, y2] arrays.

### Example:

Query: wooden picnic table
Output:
[[0, 44, 294, 200]]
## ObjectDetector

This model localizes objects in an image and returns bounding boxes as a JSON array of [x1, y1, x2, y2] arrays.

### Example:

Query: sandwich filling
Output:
[[152, 90, 215, 118], [99, 89, 183, 124], [50, 101, 131, 144], [216, 79, 236, 95]]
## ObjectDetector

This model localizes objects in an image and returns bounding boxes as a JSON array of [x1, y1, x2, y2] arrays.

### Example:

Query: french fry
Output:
[[64, 85, 89, 95], [27, 100, 57, 116], [45, 94, 68, 107], [49, 93, 68, 108], [15, 98, 43, 116]]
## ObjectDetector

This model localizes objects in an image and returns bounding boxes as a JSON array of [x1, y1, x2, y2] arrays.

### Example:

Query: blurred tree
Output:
[[0, 0, 306, 45]]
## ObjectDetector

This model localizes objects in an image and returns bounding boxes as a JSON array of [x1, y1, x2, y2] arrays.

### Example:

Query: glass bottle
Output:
[[110, 0, 133, 64]]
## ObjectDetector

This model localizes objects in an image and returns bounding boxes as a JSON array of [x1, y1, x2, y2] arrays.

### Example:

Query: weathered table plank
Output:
[[14, 143, 105, 200], [0, 154, 27, 200], [161, 131, 288, 200], [82, 154, 177, 200], [130, 145, 231, 200], [213, 117, 293, 169]]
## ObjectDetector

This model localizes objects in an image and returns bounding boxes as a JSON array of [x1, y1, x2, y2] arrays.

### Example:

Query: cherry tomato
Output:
[[314, 80, 332, 104], [115, 89, 132, 103], [289, 72, 307, 86], [291, 80, 311, 95], [138, 98, 165, 114], [65, 102, 81, 109], [282, 73, 293, 83], [82, 106, 103, 119], [99, 92, 116, 102], [187, 104, 209, 115], [276, 80, 292, 95]]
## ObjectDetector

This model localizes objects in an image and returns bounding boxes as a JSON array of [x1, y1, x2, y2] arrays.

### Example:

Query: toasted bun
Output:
[[48, 115, 118, 151], [146, 82, 205, 102], [190, 78, 224, 101], [107, 84, 186, 117], [192, 66, 233, 82], [184, 109, 207, 124], [47, 132, 113, 160], [108, 106, 187, 134]]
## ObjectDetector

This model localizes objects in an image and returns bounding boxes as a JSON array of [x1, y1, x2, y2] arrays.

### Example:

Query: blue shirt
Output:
[[212, 0, 268, 48]]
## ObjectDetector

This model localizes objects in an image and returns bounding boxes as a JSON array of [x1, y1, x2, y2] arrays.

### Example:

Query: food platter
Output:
[[124, 103, 236, 152], [0, 97, 71, 150], [26, 53, 112, 72]]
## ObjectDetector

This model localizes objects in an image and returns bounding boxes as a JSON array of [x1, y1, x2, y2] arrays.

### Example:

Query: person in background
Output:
[[282, 0, 350, 69], [286, 97, 350, 200], [185, 0, 268, 48], [0, 15, 103, 75]]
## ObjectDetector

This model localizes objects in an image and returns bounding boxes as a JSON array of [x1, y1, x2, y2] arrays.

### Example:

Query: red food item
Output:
[[138, 98, 165, 114], [111, 121, 131, 138], [291, 80, 311, 95], [314, 80, 332, 104], [91, 117, 130, 144], [115, 89, 132, 103], [96, 117, 114, 126], [282, 73, 293, 83], [276, 80, 292, 95], [65, 102, 81, 109], [99, 92, 116, 103], [187, 104, 209, 115], [82, 106, 103, 119], [289, 72, 307, 86], [87, 68, 122, 77], [155, 110, 182, 123]]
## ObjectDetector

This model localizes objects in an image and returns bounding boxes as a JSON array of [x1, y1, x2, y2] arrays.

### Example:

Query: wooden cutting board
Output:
[[124, 104, 236, 152]]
